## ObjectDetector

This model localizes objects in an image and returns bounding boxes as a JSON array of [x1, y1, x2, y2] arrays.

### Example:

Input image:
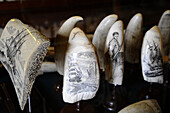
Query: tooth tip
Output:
[[109, 14, 118, 19], [114, 20, 123, 26], [72, 16, 83, 20], [72, 27, 81, 32], [165, 10, 170, 13], [136, 13, 143, 17], [150, 25, 159, 31]]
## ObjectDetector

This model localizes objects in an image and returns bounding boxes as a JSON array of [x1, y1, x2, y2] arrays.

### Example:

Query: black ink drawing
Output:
[[66, 52, 98, 95], [71, 31, 82, 40], [107, 32, 124, 82], [68, 61, 83, 82], [0, 26, 36, 98], [143, 40, 163, 77]]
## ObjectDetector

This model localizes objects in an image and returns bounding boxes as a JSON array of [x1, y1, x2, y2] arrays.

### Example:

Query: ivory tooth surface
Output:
[[63, 27, 99, 103], [104, 20, 124, 85], [124, 13, 143, 63], [158, 10, 170, 60], [141, 26, 163, 84], [92, 14, 118, 71], [118, 99, 162, 113], [0, 19, 50, 110], [54, 16, 83, 75]]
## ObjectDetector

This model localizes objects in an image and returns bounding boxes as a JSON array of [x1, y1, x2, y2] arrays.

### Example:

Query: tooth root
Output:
[[141, 26, 163, 84], [104, 20, 124, 85], [63, 27, 100, 103], [92, 14, 118, 71], [124, 13, 143, 63], [118, 99, 162, 113], [0, 18, 50, 110], [54, 16, 83, 76], [158, 10, 170, 61]]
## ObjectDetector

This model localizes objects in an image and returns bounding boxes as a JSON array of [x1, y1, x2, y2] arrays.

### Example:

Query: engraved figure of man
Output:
[[108, 32, 123, 83], [109, 32, 120, 60]]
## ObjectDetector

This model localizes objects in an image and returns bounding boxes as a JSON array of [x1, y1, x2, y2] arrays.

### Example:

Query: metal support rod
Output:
[[28, 95, 31, 113]]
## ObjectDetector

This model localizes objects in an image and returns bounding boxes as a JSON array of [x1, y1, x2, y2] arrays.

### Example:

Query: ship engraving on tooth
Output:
[[143, 40, 163, 77], [141, 26, 163, 84], [63, 28, 99, 103], [0, 19, 50, 110], [67, 52, 98, 95]]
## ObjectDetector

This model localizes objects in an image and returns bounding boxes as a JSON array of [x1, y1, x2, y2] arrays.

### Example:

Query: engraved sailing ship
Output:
[[66, 52, 98, 95], [0, 19, 50, 110], [143, 40, 163, 77]]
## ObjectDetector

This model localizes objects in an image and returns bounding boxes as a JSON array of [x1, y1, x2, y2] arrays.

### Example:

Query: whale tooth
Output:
[[124, 13, 143, 63], [104, 20, 124, 85], [0, 18, 50, 110], [118, 99, 162, 113], [63, 27, 100, 103], [54, 16, 83, 75], [141, 26, 163, 84], [92, 14, 118, 71], [158, 10, 170, 62]]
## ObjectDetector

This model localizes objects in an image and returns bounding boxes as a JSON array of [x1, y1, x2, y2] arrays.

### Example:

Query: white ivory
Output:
[[104, 20, 124, 85], [63, 27, 99, 103], [55, 16, 83, 75], [0, 19, 50, 110], [118, 99, 162, 113], [124, 13, 143, 63], [92, 14, 118, 71], [158, 10, 170, 62], [141, 26, 163, 84]]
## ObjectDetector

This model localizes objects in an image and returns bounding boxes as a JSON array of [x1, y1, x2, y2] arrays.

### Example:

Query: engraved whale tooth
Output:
[[63, 27, 100, 103], [92, 14, 118, 71], [124, 13, 143, 63], [55, 16, 83, 76], [104, 20, 124, 85], [158, 10, 170, 61], [0, 18, 50, 110], [141, 26, 163, 84], [118, 99, 162, 113]]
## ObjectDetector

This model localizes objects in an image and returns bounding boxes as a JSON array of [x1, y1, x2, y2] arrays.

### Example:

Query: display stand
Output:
[[162, 57, 169, 113], [54, 79, 63, 93], [103, 84, 117, 112], [60, 101, 98, 113], [28, 95, 31, 113]]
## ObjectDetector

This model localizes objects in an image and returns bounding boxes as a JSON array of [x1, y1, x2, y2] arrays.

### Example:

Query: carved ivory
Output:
[[124, 13, 143, 63], [92, 14, 118, 71], [141, 26, 163, 84], [54, 16, 83, 75], [0, 19, 50, 110], [63, 27, 99, 103], [104, 20, 124, 85], [158, 10, 170, 61], [118, 99, 162, 113]]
